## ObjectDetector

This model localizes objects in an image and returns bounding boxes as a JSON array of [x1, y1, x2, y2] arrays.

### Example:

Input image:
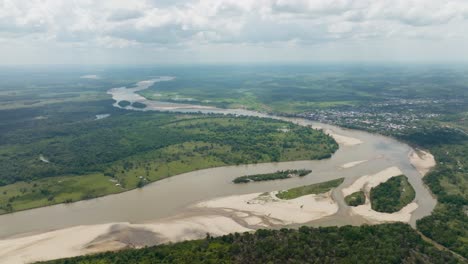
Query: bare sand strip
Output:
[[409, 149, 436, 176], [39, 154, 50, 163], [0, 190, 339, 263], [0, 224, 112, 264], [342, 166, 418, 223], [0, 216, 250, 264], [196, 191, 338, 225], [350, 202, 418, 223], [340, 160, 368, 169], [325, 129, 363, 146], [342, 166, 403, 197]]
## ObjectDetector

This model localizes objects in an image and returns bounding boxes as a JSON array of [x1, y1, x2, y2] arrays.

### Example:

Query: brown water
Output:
[[0, 78, 436, 239]]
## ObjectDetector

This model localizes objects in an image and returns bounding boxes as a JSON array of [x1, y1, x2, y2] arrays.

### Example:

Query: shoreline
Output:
[[0, 79, 439, 263], [0, 166, 424, 263], [196, 191, 338, 226], [408, 149, 436, 177], [0, 158, 339, 219], [342, 166, 419, 223], [0, 215, 252, 264], [0, 185, 340, 264]]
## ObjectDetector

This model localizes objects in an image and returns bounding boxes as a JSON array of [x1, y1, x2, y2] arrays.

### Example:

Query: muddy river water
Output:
[[0, 77, 436, 239]]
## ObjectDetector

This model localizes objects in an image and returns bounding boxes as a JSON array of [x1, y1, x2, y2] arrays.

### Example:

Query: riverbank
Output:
[[1, 166, 426, 264], [342, 167, 418, 223], [196, 191, 338, 226], [0, 79, 439, 263], [0, 179, 341, 264], [0, 167, 424, 263], [409, 149, 436, 176], [0, 215, 251, 264], [0, 112, 339, 215], [325, 129, 363, 146]]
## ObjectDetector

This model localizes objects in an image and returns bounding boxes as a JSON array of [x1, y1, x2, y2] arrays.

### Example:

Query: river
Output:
[[0, 77, 436, 239]]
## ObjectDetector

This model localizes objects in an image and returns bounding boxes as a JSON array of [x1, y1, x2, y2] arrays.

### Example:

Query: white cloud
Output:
[[1, 0, 468, 63], [95, 36, 139, 48]]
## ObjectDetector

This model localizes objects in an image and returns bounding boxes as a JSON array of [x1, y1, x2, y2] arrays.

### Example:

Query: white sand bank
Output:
[[350, 202, 418, 223], [196, 191, 338, 225], [325, 129, 363, 146], [141, 215, 251, 243], [39, 154, 50, 163], [0, 216, 250, 264], [0, 224, 112, 264], [409, 149, 436, 176], [340, 160, 368, 169], [342, 166, 403, 197]]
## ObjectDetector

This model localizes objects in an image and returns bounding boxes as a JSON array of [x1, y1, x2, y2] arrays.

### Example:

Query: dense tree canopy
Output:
[[41, 223, 459, 264]]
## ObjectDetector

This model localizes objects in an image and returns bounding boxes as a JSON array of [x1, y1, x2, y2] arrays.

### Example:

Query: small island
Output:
[[370, 175, 415, 213], [276, 178, 344, 199], [132, 102, 147, 109], [344, 191, 365, 206], [117, 100, 131, 107], [233, 169, 312, 184]]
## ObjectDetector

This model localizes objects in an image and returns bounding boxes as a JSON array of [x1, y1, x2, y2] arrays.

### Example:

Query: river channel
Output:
[[0, 77, 436, 239]]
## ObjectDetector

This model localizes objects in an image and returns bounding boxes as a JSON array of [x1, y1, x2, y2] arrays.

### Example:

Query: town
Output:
[[298, 98, 463, 134]]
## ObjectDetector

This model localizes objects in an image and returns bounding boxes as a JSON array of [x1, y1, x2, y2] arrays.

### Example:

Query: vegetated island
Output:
[[135, 67, 468, 258], [0, 105, 338, 214], [117, 100, 131, 107], [232, 169, 311, 184], [131, 102, 147, 109], [276, 178, 344, 200], [370, 175, 416, 213], [344, 191, 366, 206], [40, 223, 459, 264]]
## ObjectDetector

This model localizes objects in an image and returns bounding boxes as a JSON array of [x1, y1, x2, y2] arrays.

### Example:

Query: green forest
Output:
[[232, 169, 311, 183], [0, 100, 337, 214], [402, 126, 468, 258], [370, 175, 416, 213], [40, 223, 460, 264], [1, 65, 467, 262], [345, 191, 366, 207]]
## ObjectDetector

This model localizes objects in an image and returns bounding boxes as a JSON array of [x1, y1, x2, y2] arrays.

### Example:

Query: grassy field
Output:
[[136, 65, 468, 114], [137, 70, 366, 113], [276, 178, 344, 200], [344, 191, 366, 207], [370, 175, 416, 213], [0, 174, 120, 213]]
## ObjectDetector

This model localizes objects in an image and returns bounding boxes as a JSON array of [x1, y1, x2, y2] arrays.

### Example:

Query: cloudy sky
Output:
[[1, 0, 468, 64]]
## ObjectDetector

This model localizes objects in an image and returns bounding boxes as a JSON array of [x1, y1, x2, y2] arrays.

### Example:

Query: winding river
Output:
[[0, 77, 436, 240]]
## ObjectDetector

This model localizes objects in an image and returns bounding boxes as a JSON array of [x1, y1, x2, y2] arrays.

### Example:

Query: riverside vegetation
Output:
[[370, 175, 416, 213], [143, 65, 468, 259], [316, 115, 468, 258], [1, 65, 467, 262], [40, 223, 459, 264], [0, 100, 337, 214], [404, 127, 468, 258], [276, 178, 344, 200], [344, 191, 366, 207], [232, 169, 311, 184]]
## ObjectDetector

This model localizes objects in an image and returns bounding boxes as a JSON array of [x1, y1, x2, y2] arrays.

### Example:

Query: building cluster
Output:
[[297, 98, 451, 133]]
